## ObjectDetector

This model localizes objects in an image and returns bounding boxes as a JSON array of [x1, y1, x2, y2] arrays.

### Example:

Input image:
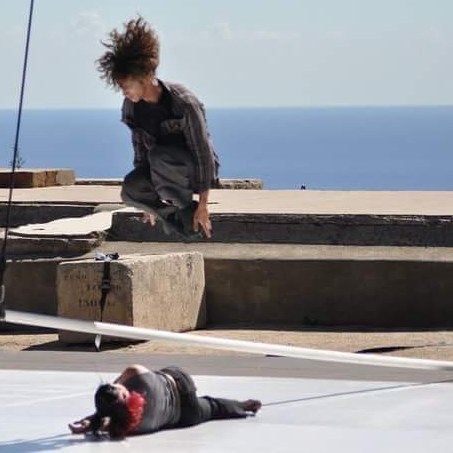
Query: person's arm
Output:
[[68, 414, 97, 434], [193, 190, 212, 238], [69, 414, 110, 435], [183, 100, 217, 193], [121, 98, 150, 168], [130, 129, 151, 168], [183, 100, 217, 238], [114, 364, 150, 385]]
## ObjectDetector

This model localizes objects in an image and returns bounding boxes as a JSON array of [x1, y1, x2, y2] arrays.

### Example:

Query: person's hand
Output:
[[193, 204, 212, 238], [68, 418, 91, 435], [141, 212, 156, 227]]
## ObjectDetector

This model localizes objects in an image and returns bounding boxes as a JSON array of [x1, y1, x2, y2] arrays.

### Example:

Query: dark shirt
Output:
[[122, 80, 219, 193], [133, 86, 186, 148], [124, 371, 180, 434]]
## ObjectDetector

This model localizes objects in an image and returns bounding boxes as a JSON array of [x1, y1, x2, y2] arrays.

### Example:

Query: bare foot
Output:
[[240, 399, 262, 414], [141, 212, 156, 226]]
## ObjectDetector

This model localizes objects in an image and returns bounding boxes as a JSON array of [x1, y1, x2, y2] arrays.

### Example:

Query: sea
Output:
[[0, 106, 452, 190]]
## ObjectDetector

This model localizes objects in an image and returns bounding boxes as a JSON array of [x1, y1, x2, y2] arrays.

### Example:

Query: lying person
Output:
[[69, 364, 261, 439]]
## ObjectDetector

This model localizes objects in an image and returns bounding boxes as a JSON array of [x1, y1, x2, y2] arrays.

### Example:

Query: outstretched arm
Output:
[[68, 414, 96, 435], [69, 414, 111, 435]]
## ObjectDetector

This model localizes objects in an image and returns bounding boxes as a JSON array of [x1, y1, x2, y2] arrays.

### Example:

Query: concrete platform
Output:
[[1, 366, 453, 452], [2, 187, 453, 216], [3, 243, 453, 329], [75, 177, 264, 189], [96, 243, 453, 328], [2, 186, 453, 245], [1, 186, 453, 329]]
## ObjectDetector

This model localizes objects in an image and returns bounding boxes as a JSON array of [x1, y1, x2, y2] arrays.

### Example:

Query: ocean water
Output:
[[0, 106, 452, 190]]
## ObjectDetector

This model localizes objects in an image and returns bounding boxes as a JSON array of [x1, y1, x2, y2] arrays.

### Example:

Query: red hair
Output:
[[124, 391, 146, 435], [93, 385, 146, 439]]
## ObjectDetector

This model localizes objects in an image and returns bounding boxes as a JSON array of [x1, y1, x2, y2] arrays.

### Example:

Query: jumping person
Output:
[[96, 17, 219, 239], [69, 364, 262, 439]]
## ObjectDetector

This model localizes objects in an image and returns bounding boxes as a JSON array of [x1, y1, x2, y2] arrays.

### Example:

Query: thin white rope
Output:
[[6, 309, 453, 371]]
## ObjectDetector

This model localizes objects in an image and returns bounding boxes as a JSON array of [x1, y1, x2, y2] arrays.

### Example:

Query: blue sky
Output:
[[1, 0, 452, 108]]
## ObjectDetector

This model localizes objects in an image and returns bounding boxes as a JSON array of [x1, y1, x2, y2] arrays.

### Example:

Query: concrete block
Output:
[[0, 169, 75, 188], [57, 253, 205, 343]]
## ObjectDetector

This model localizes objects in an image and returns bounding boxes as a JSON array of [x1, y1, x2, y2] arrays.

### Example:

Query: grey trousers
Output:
[[161, 367, 249, 428], [121, 144, 196, 211], [121, 144, 202, 238]]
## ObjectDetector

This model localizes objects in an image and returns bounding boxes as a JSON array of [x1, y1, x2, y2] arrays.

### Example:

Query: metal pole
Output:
[[5, 309, 453, 371]]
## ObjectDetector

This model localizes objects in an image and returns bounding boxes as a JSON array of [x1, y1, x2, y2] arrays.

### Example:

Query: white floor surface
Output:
[[1, 369, 453, 452]]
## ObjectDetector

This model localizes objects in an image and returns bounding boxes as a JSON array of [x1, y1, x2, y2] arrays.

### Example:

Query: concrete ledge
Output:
[[75, 178, 263, 189], [205, 258, 453, 328], [90, 243, 453, 329], [216, 179, 263, 190], [2, 243, 453, 330], [0, 203, 96, 227], [0, 236, 103, 257], [109, 212, 453, 246], [0, 169, 75, 188], [3, 259, 60, 317], [56, 253, 205, 343]]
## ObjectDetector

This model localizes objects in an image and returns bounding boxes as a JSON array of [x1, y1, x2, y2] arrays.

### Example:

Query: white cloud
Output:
[[171, 22, 300, 43], [425, 26, 444, 43], [71, 11, 106, 39], [206, 22, 233, 40], [250, 29, 301, 41]]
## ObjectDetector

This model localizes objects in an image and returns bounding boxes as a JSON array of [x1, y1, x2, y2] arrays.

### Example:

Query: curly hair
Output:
[[97, 16, 159, 89]]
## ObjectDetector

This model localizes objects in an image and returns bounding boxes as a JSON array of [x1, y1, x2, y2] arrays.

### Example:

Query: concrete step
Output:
[[109, 211, 453, 246], [0, 203, 97, 228], [3, 242, 453, 331]]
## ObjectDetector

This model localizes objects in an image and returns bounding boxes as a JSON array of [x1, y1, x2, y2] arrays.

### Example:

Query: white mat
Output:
[[1, 369, 452, 452]]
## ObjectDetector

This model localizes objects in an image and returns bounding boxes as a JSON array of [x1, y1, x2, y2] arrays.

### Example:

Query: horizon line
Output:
[[1, 104, 453, 111]]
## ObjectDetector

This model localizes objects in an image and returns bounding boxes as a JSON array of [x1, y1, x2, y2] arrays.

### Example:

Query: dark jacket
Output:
[[121, 80, 219, 193]]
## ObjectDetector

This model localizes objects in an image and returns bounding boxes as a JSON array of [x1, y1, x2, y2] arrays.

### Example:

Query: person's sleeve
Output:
[[121, 99, 149, 168], [131, 129, 149, 168], [183, 100, 217, 193]]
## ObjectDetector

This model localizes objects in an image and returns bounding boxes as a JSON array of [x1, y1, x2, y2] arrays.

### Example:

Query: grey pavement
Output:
[[2, 350, 453, 383]]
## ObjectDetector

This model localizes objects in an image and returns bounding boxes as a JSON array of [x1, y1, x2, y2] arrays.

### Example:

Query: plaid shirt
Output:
[[121, 80, 219, 193]]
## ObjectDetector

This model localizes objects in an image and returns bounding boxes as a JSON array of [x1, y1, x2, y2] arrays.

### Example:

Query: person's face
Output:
[[111, 383, 130, 402], [118, 77, 147, 103]]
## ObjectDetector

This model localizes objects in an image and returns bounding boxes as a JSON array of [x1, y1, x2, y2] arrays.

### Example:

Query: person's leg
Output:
[[147, 145, 195, 209], [121, 166, 186, 236], [178, 395, 261, 427], [121, 166, 162, 212], [161, 367, 261, 428], [148, 145, 203, 239], [200, 397, 261, 420]]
